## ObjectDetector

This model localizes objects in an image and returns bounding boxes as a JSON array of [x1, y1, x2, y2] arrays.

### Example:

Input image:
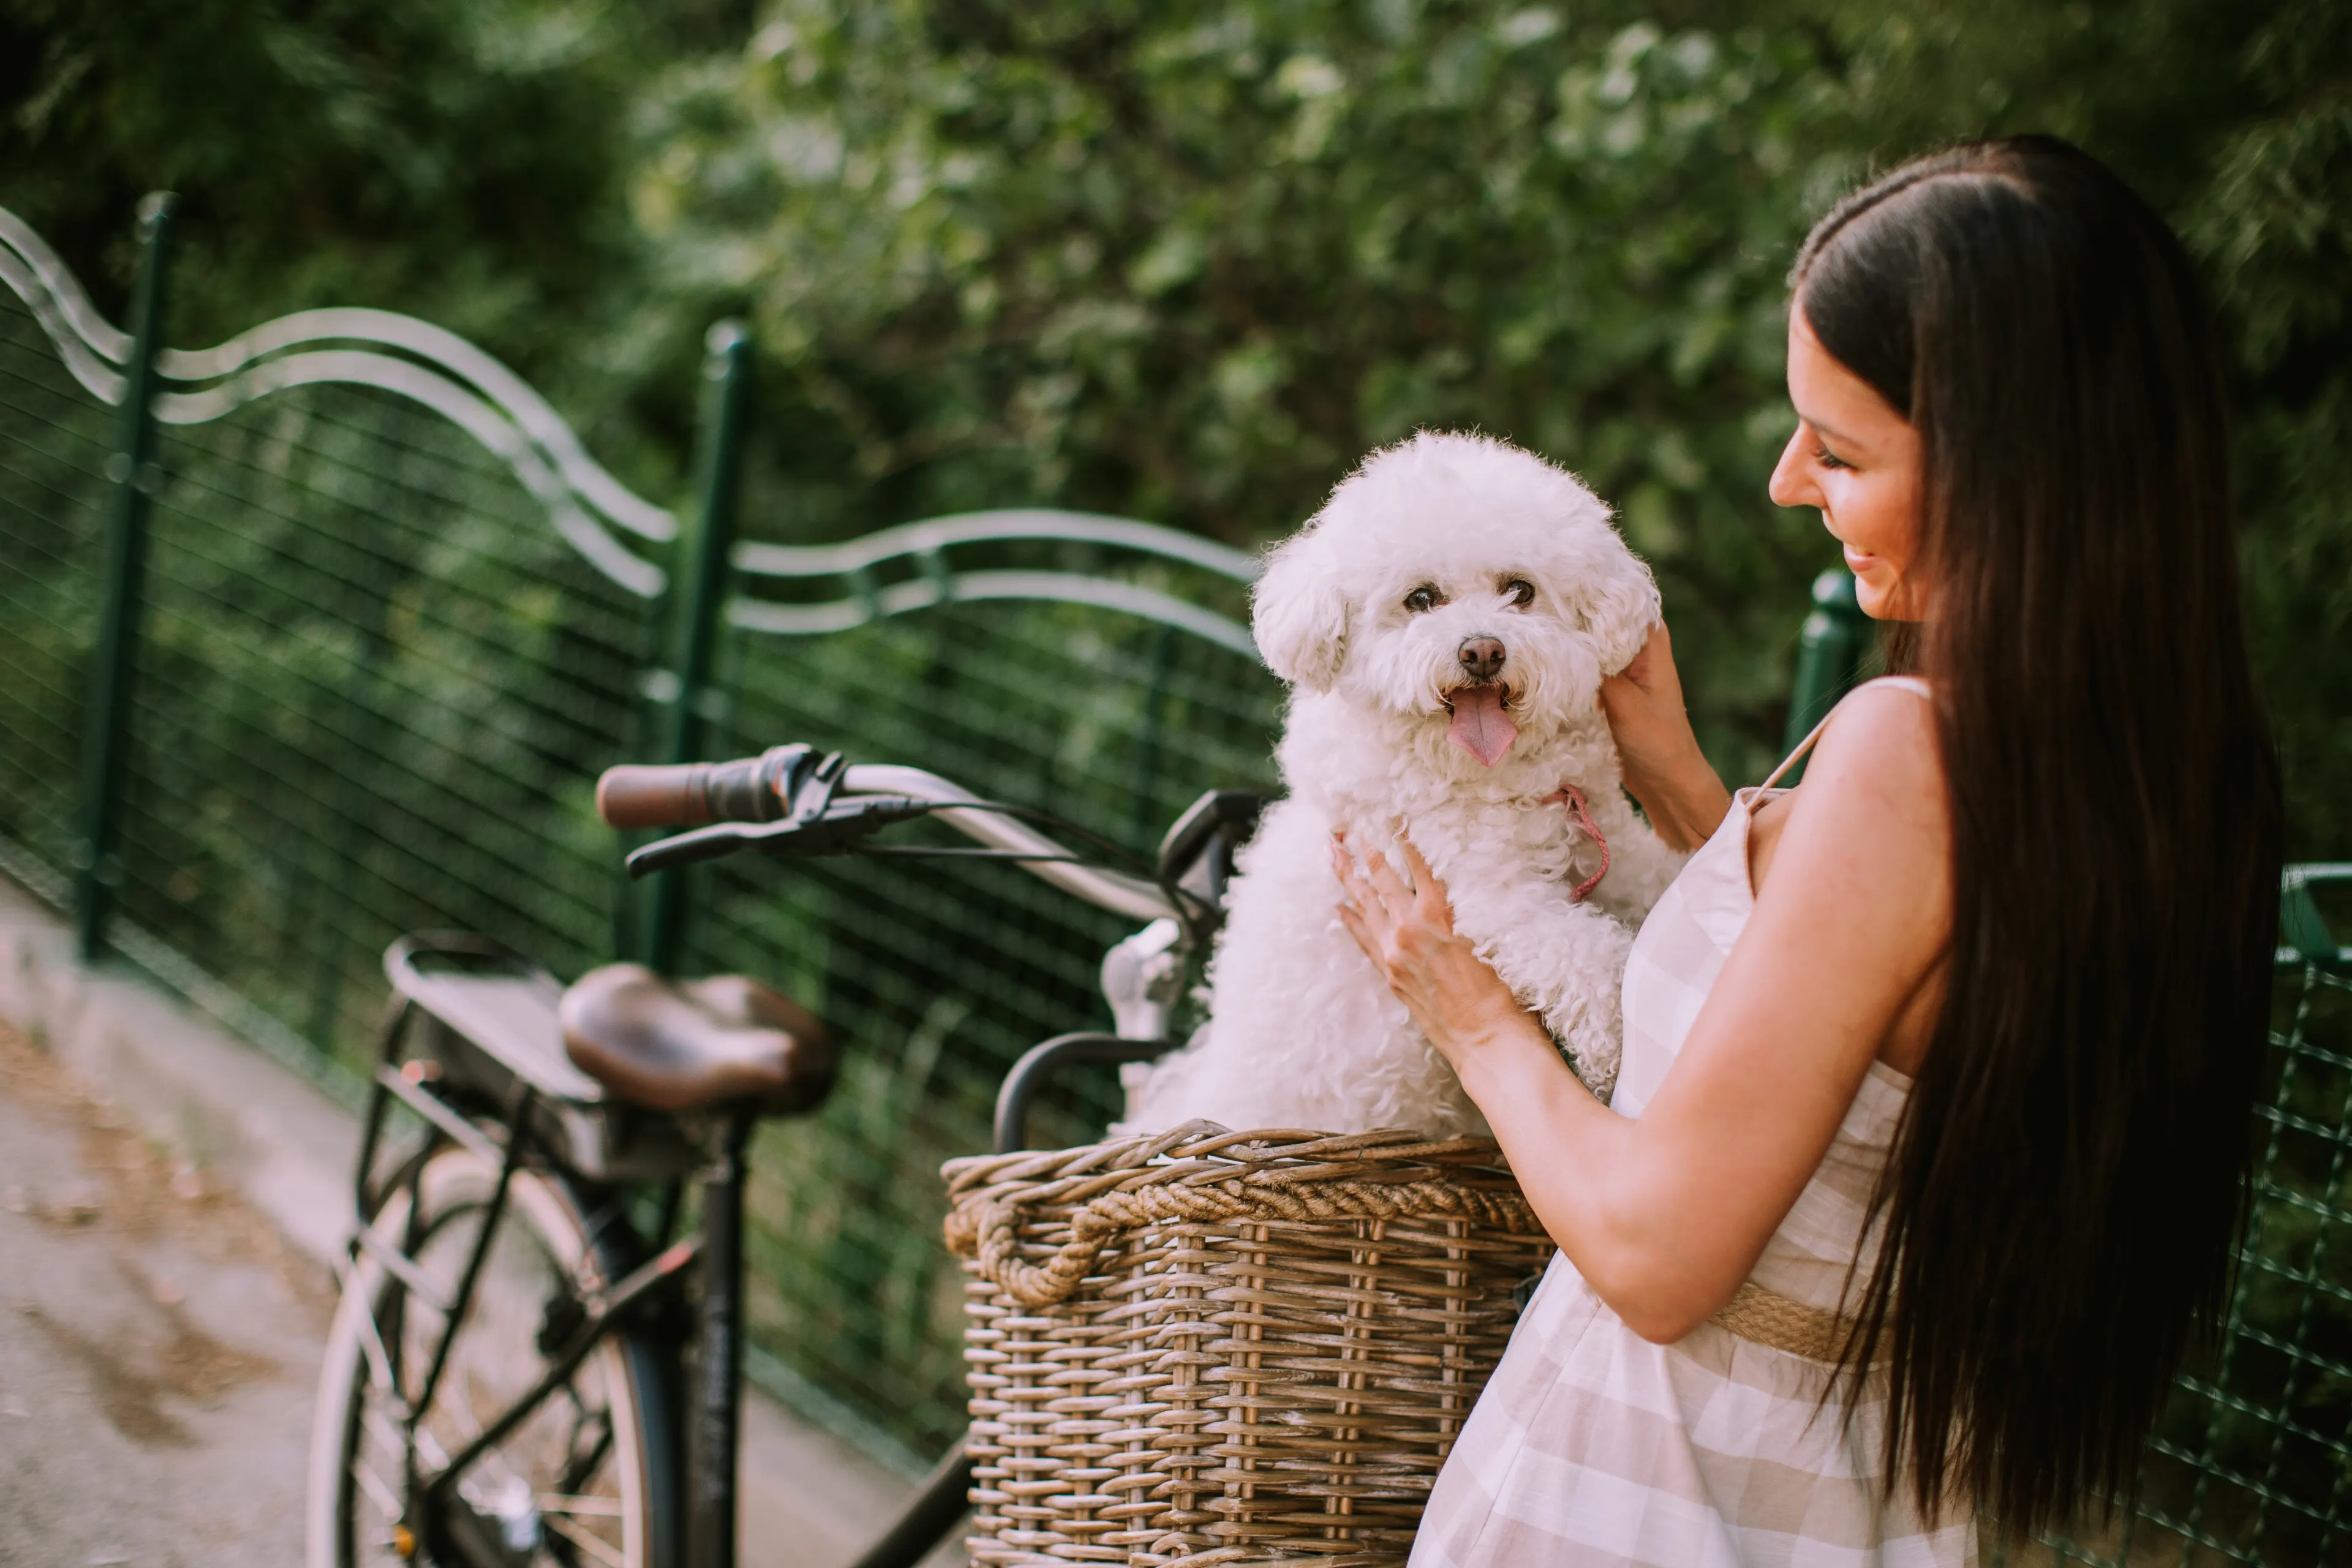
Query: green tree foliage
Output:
[[2188, 0, 2352, 864], [625, 0, 2352, 821], [4, 0, 2348, 1468], [3, 0, 2346, 824], [631, 4, 1849, 782], [0, 0, 645, 365]]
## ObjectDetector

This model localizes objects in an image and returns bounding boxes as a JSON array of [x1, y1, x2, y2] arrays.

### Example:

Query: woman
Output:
[[1333, 136, 2282, 1565]]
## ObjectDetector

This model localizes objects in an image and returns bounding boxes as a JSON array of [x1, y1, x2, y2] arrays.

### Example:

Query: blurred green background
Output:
[[3, 2, 2349, 1519], [6, 0, 2344, 843]]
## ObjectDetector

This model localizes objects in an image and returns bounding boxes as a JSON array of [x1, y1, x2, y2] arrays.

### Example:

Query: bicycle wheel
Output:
[[306, 1144, 678, 1567]]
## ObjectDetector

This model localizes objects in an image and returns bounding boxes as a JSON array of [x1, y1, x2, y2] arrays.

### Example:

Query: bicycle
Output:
[[304, 740, 1264, 1568]]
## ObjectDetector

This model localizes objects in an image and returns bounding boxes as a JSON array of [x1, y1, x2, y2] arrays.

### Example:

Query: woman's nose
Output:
[[1768, 426, 1817, 510]]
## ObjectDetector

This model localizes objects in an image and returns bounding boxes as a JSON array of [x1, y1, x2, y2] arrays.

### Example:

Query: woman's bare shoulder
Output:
[[1775, 680, 1951, 905], [1808, 680, 1943, 797], [1751, 682, 1945, 897]]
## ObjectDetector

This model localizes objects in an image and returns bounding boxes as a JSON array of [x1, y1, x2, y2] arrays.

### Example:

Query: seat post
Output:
[[687, 1107, 757, 1568]]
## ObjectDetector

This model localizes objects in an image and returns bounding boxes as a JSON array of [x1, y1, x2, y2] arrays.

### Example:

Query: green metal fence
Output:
[[2005, 910, 2352, 1567], [0, 197, 1276, 1464], [1, 197, 2346, 1559]]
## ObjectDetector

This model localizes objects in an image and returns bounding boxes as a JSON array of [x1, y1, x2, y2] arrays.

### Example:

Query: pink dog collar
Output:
[[1540, 783, 1610, 902]]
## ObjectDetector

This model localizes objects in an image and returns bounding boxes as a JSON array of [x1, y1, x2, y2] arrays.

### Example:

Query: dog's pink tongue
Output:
[[1447, 685, 1517, 766]]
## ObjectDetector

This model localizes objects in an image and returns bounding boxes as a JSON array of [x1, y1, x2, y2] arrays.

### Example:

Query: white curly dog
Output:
[[1131, 432, 1686, 1137]]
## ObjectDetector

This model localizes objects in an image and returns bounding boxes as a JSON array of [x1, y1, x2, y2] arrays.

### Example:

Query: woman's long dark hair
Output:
[[1794, 137, 2282, 1534]]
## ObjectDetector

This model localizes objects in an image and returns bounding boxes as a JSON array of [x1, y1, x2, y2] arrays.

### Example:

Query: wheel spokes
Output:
[[542, 1509, 631, 1568], [332, 1174, 642, 1568]]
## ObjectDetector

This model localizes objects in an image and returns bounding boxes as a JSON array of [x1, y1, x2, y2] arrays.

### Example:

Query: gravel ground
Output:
[[0, 1017, 331, 1567], [0, 1002, 963, 1568]]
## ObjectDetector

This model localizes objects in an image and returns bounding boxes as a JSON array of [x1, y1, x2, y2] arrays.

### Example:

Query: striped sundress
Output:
[[1411, 676, 1977, 1568]]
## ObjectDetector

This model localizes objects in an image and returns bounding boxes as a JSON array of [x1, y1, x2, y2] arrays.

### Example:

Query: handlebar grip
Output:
[[597, 752, 794, 829], [598, 764, 717, 829]]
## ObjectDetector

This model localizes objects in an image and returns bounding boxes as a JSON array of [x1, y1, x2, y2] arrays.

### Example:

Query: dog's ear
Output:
[[1251, 530, 1350, 690], [1589, 554, 1664, 676]]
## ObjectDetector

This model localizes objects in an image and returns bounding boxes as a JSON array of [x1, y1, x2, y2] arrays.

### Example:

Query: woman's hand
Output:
[[1321, 687, 1951, 1349], [1330, 829, 1542, 1071], [1599, 624, 1732, 851]]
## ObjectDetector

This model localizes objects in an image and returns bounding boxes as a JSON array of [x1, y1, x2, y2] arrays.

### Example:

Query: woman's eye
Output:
[[1502, 578, 1536, 608], [1814, 444, 1852, 472]]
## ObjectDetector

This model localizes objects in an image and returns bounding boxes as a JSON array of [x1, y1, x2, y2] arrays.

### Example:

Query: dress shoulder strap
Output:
[[1757, 676, 1935, 791]]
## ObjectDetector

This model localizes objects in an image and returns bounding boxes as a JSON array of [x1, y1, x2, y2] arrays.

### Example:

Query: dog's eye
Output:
[[1502, 578, 1537, 608], [1402, 584, 1445, 614]]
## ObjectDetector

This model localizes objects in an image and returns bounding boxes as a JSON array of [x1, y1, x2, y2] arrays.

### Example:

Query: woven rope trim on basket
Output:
[[1711, 1280, 1886, 1365], [941, 1123, 1879, 1362], [941, 1123, 1544, 1308], [945, 1169, 1540, 1307]]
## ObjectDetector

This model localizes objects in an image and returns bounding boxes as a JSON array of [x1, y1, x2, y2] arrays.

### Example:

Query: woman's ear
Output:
[[1251, 530, 1350, 690]]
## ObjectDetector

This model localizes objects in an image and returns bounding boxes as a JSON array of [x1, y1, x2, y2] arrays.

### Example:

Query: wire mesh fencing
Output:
[[1994, 945, 2352, 1567], [1, 195, 2348, 1555], [0, 203, 1280, 1462], [0, 280, 111, 889], [2166, 945, 2352, 1565], [121, 381, 658, 1067], [697, 599, 1274, 1450]]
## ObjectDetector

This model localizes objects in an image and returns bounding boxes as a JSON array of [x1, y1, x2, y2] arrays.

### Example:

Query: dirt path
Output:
[[0, 1019, 331, 1566]]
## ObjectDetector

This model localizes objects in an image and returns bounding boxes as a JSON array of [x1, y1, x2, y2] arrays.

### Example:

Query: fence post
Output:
[[73, 192, 176, 962], [1777, 568, 1868, 785], [639, 320, 753, 974]]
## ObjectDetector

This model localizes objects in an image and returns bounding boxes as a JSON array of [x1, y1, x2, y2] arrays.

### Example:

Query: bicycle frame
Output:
[[328, 774, 1257, 1568], [347, 989, 693, 1558], [346, 983, 993, 1568]]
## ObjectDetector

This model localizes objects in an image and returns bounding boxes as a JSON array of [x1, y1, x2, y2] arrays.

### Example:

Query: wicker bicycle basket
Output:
[[941, 1125, 1557, 1568]]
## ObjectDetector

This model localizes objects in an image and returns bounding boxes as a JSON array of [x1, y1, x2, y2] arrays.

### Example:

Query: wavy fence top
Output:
[[0, 205, 677, 596], [0, 202, 1262, 652], [731, 509, 1259, 658]]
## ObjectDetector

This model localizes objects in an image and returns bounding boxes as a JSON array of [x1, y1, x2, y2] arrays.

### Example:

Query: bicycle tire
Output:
[[305, 1143, 680, 1567]]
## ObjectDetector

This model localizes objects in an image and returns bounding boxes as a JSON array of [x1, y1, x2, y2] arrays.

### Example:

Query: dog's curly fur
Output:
[[1133, 432, 1686, 1137]]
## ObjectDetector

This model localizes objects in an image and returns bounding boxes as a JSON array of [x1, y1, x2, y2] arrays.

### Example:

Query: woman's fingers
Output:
[[1621, 621, 1671, 687], [1602, 622, 1675, 705], [1335, 828, 1457, 931], [1330, 833, 1382, 919], [1359, 834, 1416, 908], [1629, 620, 1670, 682], [1332, 835, 1396, 971], [1334, 893, 1376, 959], [1393, 832, 1453, 921]]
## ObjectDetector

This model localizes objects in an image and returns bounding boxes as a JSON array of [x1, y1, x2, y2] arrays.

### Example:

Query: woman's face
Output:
[[1769, 304, 1927, 620]]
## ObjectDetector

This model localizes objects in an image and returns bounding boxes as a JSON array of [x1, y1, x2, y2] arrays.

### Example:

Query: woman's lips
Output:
[[1842, 544, 1879, 575]]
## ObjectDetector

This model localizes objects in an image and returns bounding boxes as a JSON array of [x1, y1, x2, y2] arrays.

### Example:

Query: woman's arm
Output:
[[1334, 684, 1949, 1342]]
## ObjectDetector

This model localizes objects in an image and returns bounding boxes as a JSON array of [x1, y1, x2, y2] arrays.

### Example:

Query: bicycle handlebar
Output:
[[597, 752, 797, 829], [842, 764, 1175, 923], [596, 751, 1177, 924]]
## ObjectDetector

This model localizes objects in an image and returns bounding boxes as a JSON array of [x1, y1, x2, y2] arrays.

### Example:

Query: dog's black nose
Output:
[[1458, 636, 1506, 682]]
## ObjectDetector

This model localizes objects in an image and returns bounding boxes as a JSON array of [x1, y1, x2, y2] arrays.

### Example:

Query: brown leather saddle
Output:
[[558, 963, 835, 1117]]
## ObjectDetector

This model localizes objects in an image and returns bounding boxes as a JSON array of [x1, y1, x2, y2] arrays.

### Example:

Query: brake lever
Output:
[[786, 749, 847, 821], [625, 796, 933, 878]]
